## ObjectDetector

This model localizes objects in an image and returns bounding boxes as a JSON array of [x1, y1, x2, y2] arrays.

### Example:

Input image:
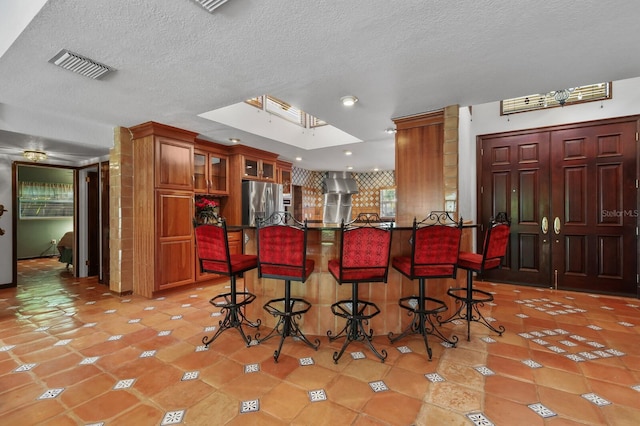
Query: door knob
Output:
[[553, 217, 561, 235], [541, 216, 549, 234]]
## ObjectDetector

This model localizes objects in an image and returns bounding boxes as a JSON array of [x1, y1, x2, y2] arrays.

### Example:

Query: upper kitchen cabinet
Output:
[[225, 145, 281, 224], [277, 160, 292, 194], [242, 155, 276, 181], [194, 140, 229, 195], [155, 137, 194, 190]]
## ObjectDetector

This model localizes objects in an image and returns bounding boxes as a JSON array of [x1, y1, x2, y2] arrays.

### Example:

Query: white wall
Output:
[[459, 76, 640, 224], [0, 155, 13, 285]]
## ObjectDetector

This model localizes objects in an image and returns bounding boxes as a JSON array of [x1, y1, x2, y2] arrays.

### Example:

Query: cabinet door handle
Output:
[[541, 216, 549, 234], [553, 217, 561, 235]]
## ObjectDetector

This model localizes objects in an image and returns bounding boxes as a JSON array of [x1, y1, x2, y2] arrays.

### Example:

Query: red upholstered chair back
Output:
[[195, 222, 232, 275], [411, 224, 462, 278], [478, 213, 511, 271], [337, 225, 392, 283], [257, 220, 313, 282], [480, 223, 510, 270]]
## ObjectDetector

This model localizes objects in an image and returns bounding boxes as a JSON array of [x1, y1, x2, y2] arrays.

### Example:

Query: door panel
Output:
[[550, 121, 637, 295], [481, 132, 550, 285], [480, 118, 638, 297]]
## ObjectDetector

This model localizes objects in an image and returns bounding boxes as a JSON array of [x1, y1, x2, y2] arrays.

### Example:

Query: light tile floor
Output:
[[1, 258, 639, 425]]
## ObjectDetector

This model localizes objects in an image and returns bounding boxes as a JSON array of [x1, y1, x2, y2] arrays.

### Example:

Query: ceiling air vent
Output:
[[191, 0, 230, 13], [49, 49, 115, 80]]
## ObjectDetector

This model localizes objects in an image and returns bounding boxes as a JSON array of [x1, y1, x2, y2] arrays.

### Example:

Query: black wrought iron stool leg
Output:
[[327, 283, 387, 364], [438, 270, 505, 341], [202, 276, 261, 347], [388, 279, 457, 360], [256, 280, 319, 362]]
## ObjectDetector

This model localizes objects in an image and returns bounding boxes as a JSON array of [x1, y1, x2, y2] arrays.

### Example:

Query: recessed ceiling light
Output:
[[340, 95, 358, 107], [344, 150, 352, 156], [295, 157, 302, 161], [229, 138, 240, 143], [373, 168, 379, 172], [384, 128, 397, 134], [346, 166, 353, 170]]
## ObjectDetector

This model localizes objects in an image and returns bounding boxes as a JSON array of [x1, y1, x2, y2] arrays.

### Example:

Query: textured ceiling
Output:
[[1, 0, 639, 169]]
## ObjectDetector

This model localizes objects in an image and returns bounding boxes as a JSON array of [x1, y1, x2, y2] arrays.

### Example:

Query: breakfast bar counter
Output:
[[238, 223, 473, 337]]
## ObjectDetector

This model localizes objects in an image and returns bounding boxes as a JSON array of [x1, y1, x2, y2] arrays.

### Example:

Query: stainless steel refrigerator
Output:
[[242, 181, 284, 226]]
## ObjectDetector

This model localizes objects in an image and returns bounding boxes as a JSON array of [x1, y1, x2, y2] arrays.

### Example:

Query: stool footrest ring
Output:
[[327, 298, 387, 364], [202, 291, 261, 348], [439, 287, 505, 341], [389, 296, 458, 360], [255, 296, 319, 362]]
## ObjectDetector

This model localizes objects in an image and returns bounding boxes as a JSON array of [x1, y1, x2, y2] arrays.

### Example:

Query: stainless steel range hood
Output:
[[322, 171, 359, 194], [322, 172, 358, 223]]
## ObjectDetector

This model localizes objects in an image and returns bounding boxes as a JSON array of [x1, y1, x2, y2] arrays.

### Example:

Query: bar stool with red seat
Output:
[[255, 212, 320, 362], [327, 213, 392, 363], [439, 212, 510, 341], [388, 211, 461, 360], [195, 219, 260, 347]]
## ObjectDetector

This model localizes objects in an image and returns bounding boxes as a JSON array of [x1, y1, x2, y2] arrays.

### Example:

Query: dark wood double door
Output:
[[479, 117, 639, 297]]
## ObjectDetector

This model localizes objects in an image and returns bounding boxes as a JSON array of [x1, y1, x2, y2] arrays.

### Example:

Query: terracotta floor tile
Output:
[[483, 394, 545, 425], [340, 358, 390, 383], [532, 367, 590, 394], [277, 363, 338, 390], [220, 370, 281, 401], [0, 399, 67, 425], [260, 382, 311, 422], [599, 404, 640, 426], [291, 400, 358, 426], [486, 355, 536, 382], [59, 373, 115, 408], [484, 374, 538, 403], [361, 390, 423, 425], [150, 378, 216, 409], [427, 381, 483, 413], [185, 390, 241, 425], [260, 353, 302, 379], [325, 374, 372, 412], [414, 404, 470, 426], [128, 363, 184, 396], [72, 390, 142, 423], [2, 258, 640, 425], [537, 385, 608, 425], [108, 403, 164, 426], [381, 362, 430, 399], [43, 364, 102, 389]]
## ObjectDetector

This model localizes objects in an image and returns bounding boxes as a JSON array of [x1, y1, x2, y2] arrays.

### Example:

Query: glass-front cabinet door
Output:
[[208, 155, 227, 193], [194, 149, 228, 194], [194, 151, 207, 193], [243, 157, 259, 179], [261, 160, 275, 180]]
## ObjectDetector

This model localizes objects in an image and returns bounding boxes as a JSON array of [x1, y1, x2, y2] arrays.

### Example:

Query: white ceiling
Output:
[[1, 0, 640, 170]]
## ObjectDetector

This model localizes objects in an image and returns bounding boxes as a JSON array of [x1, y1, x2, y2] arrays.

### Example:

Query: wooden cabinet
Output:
[[242, 155, 276, 181], [131, 122, 199, 297], [155, 137, 194, 190], [277, 160, 292, 194], [156, 190, 195, 290], [194, 148, 228, 195]]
